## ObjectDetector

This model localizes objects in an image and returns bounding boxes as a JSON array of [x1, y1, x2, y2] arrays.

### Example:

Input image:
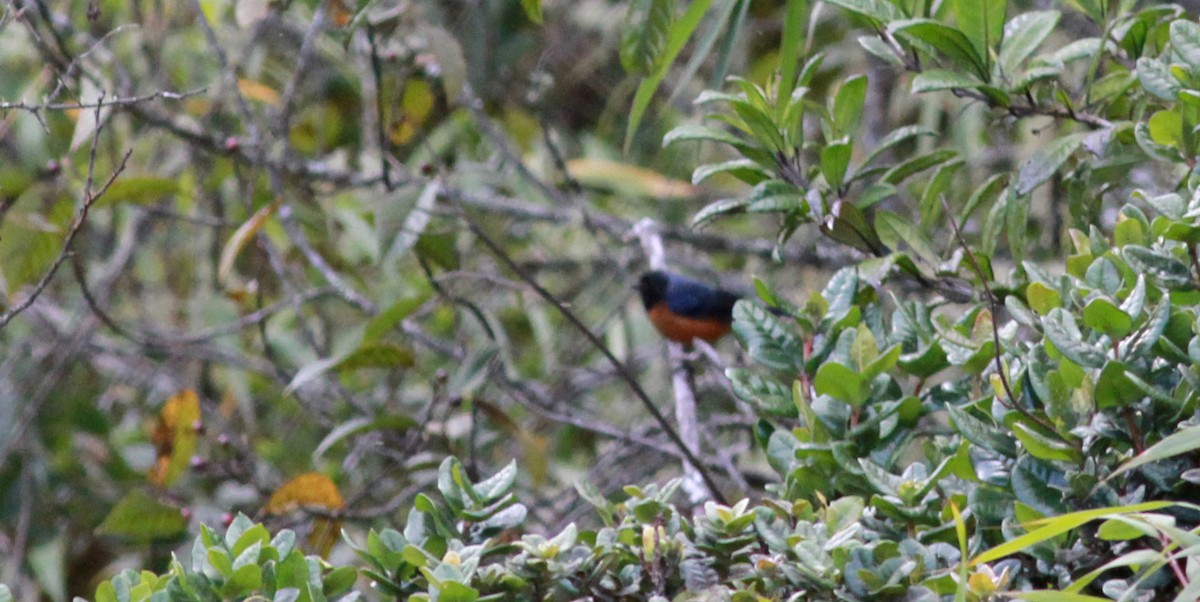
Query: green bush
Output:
[[9, 0, 1200, 600]]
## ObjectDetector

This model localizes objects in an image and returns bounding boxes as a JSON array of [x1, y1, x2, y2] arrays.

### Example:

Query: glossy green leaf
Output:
[[1082, 297, 1133, 338], [727, 368, 795, 417], [624, 0, 713, 153], [889, 19, 987, 78], [1136, 57, 1181, 101], [776, 0, 808, 110], [1014, 133, 1083, 196], [813, 361, 868, 407], [1042, 309, 1105, 368], [876, 210, 938, 265], [832, 75, 867, 137], [998, 11, 1059, 77], [947, 404, 1017, 457], [1123, 245, 1193, 290], [620, 0, 672, 75], [1026, 282, 1061, 316], [1095, 361, 1144, 409], [911, 69, 983, 93], [820, 141, 852, 188], [1148, 110, 1184, 148], [1171, 20, 1200, 71], [1011, 421, 1080, 463]]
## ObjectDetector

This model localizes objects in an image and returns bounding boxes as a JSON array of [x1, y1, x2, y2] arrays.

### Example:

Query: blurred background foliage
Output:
[[3, 0, 1200, 599]]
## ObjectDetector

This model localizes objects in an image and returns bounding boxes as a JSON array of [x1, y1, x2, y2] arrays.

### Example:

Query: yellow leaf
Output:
[[238, 79, 281, 105], [218, 201, 279, 285], [329, 0, 353, 27], [565, 158, 698, 200], [148, 390, 202, 487], [389, 79, 435, 145], [265, 472, 345, 558]]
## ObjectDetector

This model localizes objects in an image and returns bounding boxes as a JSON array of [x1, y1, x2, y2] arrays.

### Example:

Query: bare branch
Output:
[[0, 96, 131, 330]]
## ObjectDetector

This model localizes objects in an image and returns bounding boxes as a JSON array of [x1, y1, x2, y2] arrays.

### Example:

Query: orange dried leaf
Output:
[[148, 390, 201, 487], [265, 472, 345, 558], [218, 201, 279, 285], [265, 472, 345, 514]]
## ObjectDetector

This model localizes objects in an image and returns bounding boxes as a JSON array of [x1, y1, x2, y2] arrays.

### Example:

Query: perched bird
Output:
[[636, 270, 740, 344]]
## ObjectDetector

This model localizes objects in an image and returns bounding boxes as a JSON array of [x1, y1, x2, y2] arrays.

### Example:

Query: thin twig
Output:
[[0, 87, 204, 111], [448, 184, 729, 504], [940, 195, 1069, 440], [0, 99, 131, 330]]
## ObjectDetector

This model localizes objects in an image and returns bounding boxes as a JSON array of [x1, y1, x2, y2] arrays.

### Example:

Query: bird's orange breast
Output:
[[647, 303, 732, 343]]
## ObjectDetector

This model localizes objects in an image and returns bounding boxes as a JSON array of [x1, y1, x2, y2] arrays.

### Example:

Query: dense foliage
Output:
[[6, 0, 1200, 600]]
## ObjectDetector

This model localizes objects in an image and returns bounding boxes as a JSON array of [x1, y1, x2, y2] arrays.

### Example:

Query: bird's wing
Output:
[[665, 277, 736, 319]]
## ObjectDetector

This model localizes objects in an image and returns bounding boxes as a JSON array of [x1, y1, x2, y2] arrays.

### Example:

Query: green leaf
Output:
[[858, 125, 938, 172], [1111, 425, 1200, 479], [998, 11, 1059, 78], [823, 0, 904, 22], [820, 141, 852, 188], [1096, 517, 1151, 541], [1010, 457, 1066, 515], [624, 0, 672, 73], [732, 300, 803, 370], [889, 19, 987, 78], [363, 293, 431, 342], [1171, 20, 1200, 72], [776, 0, 808, 110], [664, 123, 752, 150], [1026, 282, 1061, 315], [1082, 297, 1133, 338], [1123, 245, 1193, 290], [950, 402, 1017, 453], [692, 197, 751, 228], [1011, 421, 1080, 463], [1014, 133, 1083, 196], [1147, 109, 1183, 148], [313, 414, 418, 460], [1134, 121, 1185, 163], [1095, 362, 1144, 409], [333, 342, 416, 371], [1041, 309, 1105, 368], [881, 149, 957, 186], [691, 159, 771, 185], [832, 75, 868, 137], [519, 0, 542, 24], [911, 69, 984, 93], [850, 322, 878, 370], [1015, 593, 1122, 602], [624, 0, 713, 153], [96, 491, 189, 543], [951, 0, 1005, 73], [969, 501, 1174, 566], [813, 362, 869, 407], [221, 564, 263, 598], [727, 368, 795, 417], [876, 210, 938, 264], [95, 177, 180, 207], [1007, 187, 1030, 264], [1136, 57, 1181, 101]]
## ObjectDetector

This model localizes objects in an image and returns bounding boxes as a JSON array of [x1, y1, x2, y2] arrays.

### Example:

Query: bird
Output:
[[636, 270, 740, 344]]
